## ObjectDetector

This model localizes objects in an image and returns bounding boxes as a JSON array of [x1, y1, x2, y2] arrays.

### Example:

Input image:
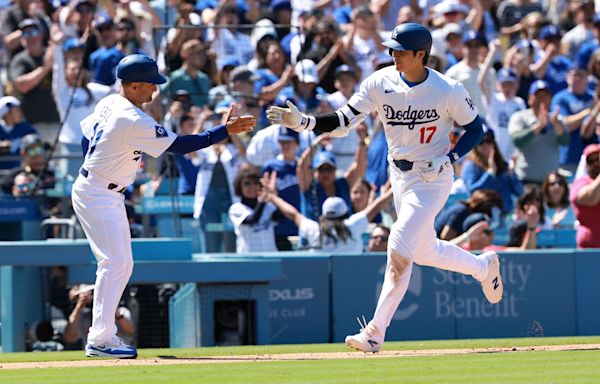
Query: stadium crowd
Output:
[[1, 0, 600, 258]]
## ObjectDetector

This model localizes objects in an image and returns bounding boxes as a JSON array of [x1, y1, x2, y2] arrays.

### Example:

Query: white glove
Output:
[[266, 100, 304, 131], [418, 155, 451, 183]]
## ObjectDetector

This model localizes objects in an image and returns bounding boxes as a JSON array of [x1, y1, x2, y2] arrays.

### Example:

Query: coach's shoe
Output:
[[86, 336, 137, 359], [479, 251, 503, 304], [345, 316, 383, 353]]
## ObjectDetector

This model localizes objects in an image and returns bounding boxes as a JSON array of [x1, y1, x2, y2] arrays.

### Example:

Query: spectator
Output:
[[262, 177, 393, 252], [323, 65, 362, 173], [368, 224, 390, 252], [254, 41, 294, 104], [561, 0, 595, 60], [461, 125, 523, 214], [2, 134, 55, 194], [344, 6, 384, 83], [551, 62, 595, 173], [509, 80, 570, 184], [574, 14, 600, 70], [162, 3, 204, 72], [297, 133, 367, 220], [530, 25, 570, 95], [446, 30, 494, 117], [512, 184, 550, 229], [0, 0, 50, 58], [8, 18, 59, 143], [541, 170, 573, 228], [229, 167, 278, 253], [371, 0, 408, 32], [261, 127, 301, 251], [349, 178, 373, 214], [28, 320, 64, 352], [207, 5, 254, 71], [275, 60, 329, 115], [52, 40, 112, 179], [505, 39, 536, 104], [173, 113, 200, 195], [161, 39, 210, 107], [479, 42, 527, 159], [89, 13, 117, 73], [0, 96, 37, 170], [434, 189, 503, 240], [63, 284, 136, 349], [570, 143, 600, 248], [496, 0, 543, 44], [11, 171, 34, 197], [58, 0, 96, 39]]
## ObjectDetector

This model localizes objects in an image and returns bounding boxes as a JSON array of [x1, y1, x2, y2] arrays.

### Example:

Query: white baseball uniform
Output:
[[334, 66, 491, 341], [71, 93, 176, 346]]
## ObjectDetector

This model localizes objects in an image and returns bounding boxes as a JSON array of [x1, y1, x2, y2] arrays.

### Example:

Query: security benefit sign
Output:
[[268, 256, 330, 344]]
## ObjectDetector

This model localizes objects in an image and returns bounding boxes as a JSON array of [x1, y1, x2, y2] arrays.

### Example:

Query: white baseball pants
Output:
[[370, 164, 488, 339], [71, 175, 133, 346]]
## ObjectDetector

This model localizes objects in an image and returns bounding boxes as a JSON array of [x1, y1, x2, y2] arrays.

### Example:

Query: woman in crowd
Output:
[[541, 171, 574, 228], [461, 126, 523, 215]]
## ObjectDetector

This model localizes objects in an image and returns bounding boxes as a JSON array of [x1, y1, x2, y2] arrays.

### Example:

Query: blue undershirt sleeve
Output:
[[448, 116, 483, 163], [166, 124, 229, 154], [81, 136, 89, 157]]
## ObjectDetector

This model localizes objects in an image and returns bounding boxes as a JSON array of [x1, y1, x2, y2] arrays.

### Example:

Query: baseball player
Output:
[[267, 23, 504, 353], [72, 54, 254, 358]]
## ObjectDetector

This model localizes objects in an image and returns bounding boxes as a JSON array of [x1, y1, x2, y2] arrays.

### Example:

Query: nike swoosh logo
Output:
[[384, 89, 395, 93]]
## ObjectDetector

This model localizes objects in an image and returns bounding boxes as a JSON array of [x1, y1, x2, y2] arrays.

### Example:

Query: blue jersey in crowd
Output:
[[534, 52, 570, 95], [301, 178, 351, 221], [0, 121, 37, 169], [262, 156, 300, 237], [551, 89, 595, 166], [175, 154, 199, 195]]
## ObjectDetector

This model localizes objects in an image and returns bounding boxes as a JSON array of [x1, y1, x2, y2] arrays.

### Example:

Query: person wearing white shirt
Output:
[[207, 5, 254, 71]]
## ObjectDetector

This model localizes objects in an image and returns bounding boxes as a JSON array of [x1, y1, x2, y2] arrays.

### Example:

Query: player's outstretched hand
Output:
[[419, 155, 451, 183], [224, 104, 256, 134], [266, 100, 303, 131]]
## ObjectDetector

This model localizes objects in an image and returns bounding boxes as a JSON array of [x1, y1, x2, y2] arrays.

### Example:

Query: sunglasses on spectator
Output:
[[371, 235, 388, 242], [549, 181, 564, 187], [97, 26, 114, 33], [22, 29, 40, 38], [16, 182, 33, 191], [587, 154, 600, 165], [25, 146, 44, 157]]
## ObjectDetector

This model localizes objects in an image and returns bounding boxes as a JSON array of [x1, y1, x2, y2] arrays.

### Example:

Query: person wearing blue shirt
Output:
[[575, 15, 600, 70], [275, 60, 329, 115], [461, 126, 523, 214], [531, 26, 571, 95], [262, 126, 301, 250], [174, 115, 200, 195], [0, 96, 37, 170], [551, 63, 596, 172]]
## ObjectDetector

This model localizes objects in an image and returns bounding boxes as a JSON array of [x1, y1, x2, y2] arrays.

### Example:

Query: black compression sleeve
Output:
[[313, 104, 360, 135], [241, 202, 267, 225]]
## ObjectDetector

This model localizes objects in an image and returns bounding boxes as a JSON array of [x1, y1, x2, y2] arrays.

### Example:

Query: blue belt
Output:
[[393, 159, 414, 171], [80, 168, 126, 194]]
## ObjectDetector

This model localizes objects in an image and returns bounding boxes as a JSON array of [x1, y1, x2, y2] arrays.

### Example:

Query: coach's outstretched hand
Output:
[[266, 100, 303, 130], [224, 104, 256, 134]]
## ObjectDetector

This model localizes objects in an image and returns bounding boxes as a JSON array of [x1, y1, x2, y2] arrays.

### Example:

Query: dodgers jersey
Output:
[[346, 66, 479, 161], [80, 94, 177, 186]]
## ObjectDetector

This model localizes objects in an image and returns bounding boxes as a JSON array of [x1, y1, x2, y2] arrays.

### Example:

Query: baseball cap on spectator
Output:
[[230, 66, 259, 82], [436, 0, 469, 15], [334, 64, 355, 79], [462, 30, 486, 46], [443, 23, 463, 39], [0, 96, 21, 120], [63, 37, 84, 52], [568, 61, 588, 73], [173, 89, 191, 103], [94, 12, 114, 29], [462, 213, 490, 233], [20, 134, 43, 151], [539, 25, 561, 40], [528, 80, 551, 95], [481, 121, 495, 140], [221, 58, 240, 70], [251, 19, 278, 47], [312, 151, 336, 169], [322, 196, 349, 219], [75, 0, 95, 12], [497, 68, 518, 83], [18, 18, 41, 31], [583, 143, 600, 157], [271, 0, 292, 12], [295, 60, 319, 84], [277, 126, 299, 142]]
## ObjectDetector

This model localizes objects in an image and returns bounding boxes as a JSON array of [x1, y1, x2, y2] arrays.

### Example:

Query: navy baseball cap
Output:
[[63, 37, 84, 52], [529, 80, 551, 95], [540, 25, 561, 40], [497, 68, 518, 83], [334, 64, 355, 78], [312, 151, 336, 169], [462, 213, 490, 233], [462, 30, 486, 45], [116, 54, 167, 84], [94, 12, 114, 29], [271, 0, 292, 12], [382, 23, 433, 54], [277, 126, 299, 142]]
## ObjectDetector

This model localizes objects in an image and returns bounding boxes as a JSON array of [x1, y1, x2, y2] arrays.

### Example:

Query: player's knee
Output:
[[387, 248, 412, 284]]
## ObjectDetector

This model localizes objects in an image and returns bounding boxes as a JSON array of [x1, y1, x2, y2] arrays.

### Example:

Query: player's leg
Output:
[[72, 183, 136, 358]]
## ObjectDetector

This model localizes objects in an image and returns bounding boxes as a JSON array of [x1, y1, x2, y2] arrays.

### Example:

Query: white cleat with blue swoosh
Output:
[[86, 336, 137, 359]]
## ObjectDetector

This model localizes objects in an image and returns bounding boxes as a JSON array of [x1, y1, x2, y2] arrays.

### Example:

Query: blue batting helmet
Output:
[[382, 23, 432, 55], [116, 54, 167, 84]]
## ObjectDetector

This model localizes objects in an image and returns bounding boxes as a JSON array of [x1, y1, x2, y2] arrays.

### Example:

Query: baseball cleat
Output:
[[345, 316, 383, 353], [479, 251, 503, 304], [85, 336, 137, 359]]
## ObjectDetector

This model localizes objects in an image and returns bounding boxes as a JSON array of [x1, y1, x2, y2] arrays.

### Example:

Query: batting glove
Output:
[[266, 100, 305, 132], [418, 155, 451, 183]]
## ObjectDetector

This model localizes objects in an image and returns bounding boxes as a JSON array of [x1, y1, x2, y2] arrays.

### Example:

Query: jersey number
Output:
[[419, 126, 436, 144], [87, 122, 104, 159]]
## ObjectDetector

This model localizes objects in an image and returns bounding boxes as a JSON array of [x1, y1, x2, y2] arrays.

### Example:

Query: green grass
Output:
[[1, 337, 600, 383]]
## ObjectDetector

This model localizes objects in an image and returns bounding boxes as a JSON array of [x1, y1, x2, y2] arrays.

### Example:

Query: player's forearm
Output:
[[166, 125, 228, 154], [448, 116, 483, 162]]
